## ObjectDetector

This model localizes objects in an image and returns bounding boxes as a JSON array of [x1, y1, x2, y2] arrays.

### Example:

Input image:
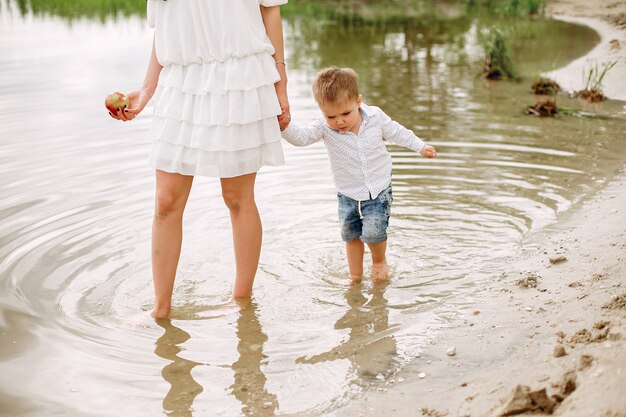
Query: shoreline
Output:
[[337, 2, 626, 416], [338, 160, 626, 417], [545, 1, 626, 101]]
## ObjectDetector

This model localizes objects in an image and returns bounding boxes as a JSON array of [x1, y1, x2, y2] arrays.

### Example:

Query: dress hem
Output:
[[150, 161, 285, 179]]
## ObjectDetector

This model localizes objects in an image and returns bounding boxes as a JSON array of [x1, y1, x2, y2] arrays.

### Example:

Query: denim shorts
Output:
[[337, 185, 392, 244]]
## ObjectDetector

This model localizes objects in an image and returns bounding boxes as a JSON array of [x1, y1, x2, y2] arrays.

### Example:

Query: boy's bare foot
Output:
[[349, 274, 363, 284], [151, 306, 171, 319], [371, 262, 390, 282]]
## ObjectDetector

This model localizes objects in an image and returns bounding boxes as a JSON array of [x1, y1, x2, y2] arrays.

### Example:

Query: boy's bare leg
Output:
[[152, 170, 194, 319], [221, 173, 262, 299], [368, 240, 389, 282], [346, 239, 365, 282]]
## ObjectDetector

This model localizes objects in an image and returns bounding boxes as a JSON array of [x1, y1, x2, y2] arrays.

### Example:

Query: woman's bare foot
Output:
[[151, 305, 171, 319], [349, 274, 363, 284], [371, 262, 390, 282]]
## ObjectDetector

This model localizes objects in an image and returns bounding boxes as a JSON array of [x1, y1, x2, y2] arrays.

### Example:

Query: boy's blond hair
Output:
[[312, 67, 360, 106]]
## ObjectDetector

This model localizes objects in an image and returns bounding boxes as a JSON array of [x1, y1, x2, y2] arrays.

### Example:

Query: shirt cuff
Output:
[[414, 138, 426, 153], [281, 123, 297, 138]]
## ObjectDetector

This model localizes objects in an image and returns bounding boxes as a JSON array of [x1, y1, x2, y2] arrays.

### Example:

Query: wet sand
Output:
[[337, 2, 626, 416], [339, 171, 626, 417]]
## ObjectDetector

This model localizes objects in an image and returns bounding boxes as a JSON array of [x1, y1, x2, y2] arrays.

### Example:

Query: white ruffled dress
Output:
[[146, 0, 286, 178]]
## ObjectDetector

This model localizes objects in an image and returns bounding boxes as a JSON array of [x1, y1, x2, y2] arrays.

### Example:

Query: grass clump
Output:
[[525, 98, 557, 117], [481, 28, 518, 80], [574, 60, 619, 102], [559, 108, 612, 119], [530, 78, 561, 95], [526, 77, 560, 116], [483, 0, 546, 17]]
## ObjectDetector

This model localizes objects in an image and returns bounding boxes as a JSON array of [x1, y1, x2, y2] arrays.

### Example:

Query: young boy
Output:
[[280, 67, 437, 282]]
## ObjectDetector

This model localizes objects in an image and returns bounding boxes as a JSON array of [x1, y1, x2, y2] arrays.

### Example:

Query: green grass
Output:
[[15, 0, 144, 20], [278, 0, 458, 24], [479, 0, 546, 17], [582, 60, 619, 93], [573, 60, 619, 102], [481, 27, 518, 80], [559, 108, 613, 119], [13, 0, 547, 24], [29, 0, 449, 23], [15, 0, 442, 23]]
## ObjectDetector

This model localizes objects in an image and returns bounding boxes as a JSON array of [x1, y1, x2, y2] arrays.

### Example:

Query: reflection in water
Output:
[[231, 302, 278, 417], [155, 305, 278, 417], [155, 320, 203, 417], [297, 284, 398, 384]]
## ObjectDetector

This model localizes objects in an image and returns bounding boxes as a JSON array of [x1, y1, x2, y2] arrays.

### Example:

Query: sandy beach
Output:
[[338, 2, 626, 416], [546, 0, 626, 101], [340, 171, 626, 417]]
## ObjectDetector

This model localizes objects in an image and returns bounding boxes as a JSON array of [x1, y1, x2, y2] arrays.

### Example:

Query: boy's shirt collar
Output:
[[356, 106, 367, 135], [360, 102, 373, 120]]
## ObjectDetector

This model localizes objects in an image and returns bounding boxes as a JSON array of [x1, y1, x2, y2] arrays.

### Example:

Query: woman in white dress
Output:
[[109, 0, 291, 318]]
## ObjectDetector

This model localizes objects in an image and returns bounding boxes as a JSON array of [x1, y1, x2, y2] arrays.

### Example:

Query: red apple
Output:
[[105, 92, 130, 114]]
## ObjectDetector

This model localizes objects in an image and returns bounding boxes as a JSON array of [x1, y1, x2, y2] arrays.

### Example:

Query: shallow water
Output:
[[1, 2, 625, 416]]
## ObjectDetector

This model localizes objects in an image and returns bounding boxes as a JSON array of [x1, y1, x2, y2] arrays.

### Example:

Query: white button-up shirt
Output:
[[281, 103, 425, 201]]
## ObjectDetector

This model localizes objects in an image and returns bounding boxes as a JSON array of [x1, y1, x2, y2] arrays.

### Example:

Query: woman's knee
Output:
[[155, 188, 185, 219], [222, 190, 242, 212], [221, 173, 257, 213], [221, 188, 255, 212]]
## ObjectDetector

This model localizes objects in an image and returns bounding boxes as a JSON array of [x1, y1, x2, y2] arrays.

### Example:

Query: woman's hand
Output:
[[275, 85, 291, 131], [108, 89, 152, 122], [420, 144, 437, 158]]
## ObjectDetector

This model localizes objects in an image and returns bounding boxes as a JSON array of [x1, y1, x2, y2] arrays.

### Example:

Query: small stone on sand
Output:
[[553, 345, 566, 357], [549, 255, 567, 264]]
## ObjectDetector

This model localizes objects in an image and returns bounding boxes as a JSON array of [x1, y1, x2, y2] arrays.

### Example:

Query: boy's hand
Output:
[[420, 144, 437, 158]]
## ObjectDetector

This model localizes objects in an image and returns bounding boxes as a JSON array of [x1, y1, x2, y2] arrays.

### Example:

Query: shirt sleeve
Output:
[[147, 0, 156, 28], [377, 107, 425, 153], [281, 120, 325, 147], [259, 0, 288, 6]]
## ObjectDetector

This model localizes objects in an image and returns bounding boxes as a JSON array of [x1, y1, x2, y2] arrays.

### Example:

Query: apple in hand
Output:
[[105, 92, 130, 114]]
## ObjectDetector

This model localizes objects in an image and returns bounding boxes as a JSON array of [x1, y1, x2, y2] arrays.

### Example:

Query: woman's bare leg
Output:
[[151, 170, 194, 318], [220, 173, 262, 298], [368, 240, 389, 282]]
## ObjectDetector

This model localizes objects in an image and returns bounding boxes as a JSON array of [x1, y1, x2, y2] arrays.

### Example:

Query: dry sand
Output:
[[337, 2, 626, 416], [546, 0, 626, 101]]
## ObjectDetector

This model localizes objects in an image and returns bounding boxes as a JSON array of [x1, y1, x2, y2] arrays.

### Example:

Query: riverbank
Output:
[[338, 165, 626, 417], [336, 3, 626, 416], [546, 0, 626, 101]]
